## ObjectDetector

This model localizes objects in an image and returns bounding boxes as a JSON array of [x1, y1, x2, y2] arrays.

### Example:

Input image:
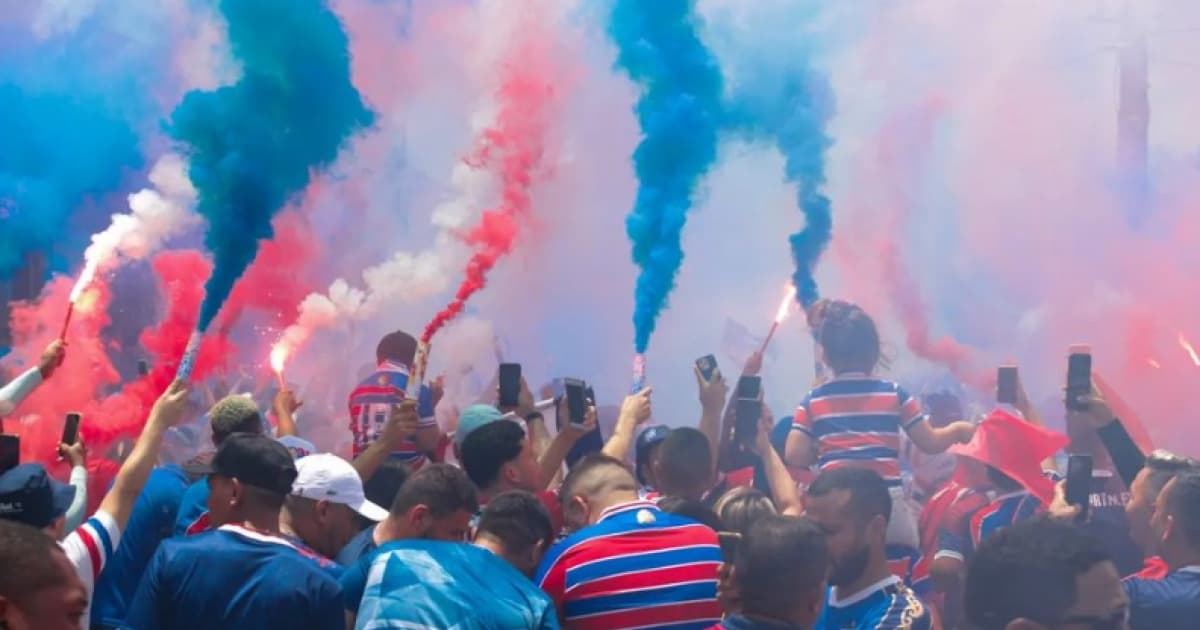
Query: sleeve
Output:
[[310, 576, 345, 630], [338, 554, 372, 613], [790, 400, 812, 436], [63, 465, 88, 534], [0, 367, 43, 416], [125, 544, 168, 630], [1097, 420, 1146, 490], [896, 386, 928, 431], [934, 526, 967, 563], [60, 511, 121, 586], [534, 543, 569, 613]]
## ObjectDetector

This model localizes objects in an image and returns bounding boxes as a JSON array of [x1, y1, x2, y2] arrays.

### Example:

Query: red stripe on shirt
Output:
[[808, 392, 902, 417], [819, 432, 900, 453], [569, 599, 722, 630], [567, 562, 720, 599], [78, 525, 103, 580], [823, 458, 901, 482]]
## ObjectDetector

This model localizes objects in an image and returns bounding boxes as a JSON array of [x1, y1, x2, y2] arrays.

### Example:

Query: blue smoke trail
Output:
[[721, 8, 835, 308], [609, 0, 724, 353], [172, 0, 372, 331]]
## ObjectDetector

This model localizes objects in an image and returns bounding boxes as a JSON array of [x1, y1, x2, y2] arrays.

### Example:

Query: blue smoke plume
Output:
[[609, 0, 724, 353], [172, 0, 373, 331], [720, 9, 835, 308]]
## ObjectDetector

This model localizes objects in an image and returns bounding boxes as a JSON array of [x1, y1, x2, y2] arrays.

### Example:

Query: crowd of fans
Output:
[[0, 299, 1197, 629]]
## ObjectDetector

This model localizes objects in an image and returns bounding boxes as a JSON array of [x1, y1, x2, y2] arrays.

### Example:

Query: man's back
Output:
[[536, 500, 722, 630], [125, 524, 342, 630], [1125, 567, 1200, 630], [172, 477, 210, 536], [354, 540, 557, 630], [92, 465, 188, 626]]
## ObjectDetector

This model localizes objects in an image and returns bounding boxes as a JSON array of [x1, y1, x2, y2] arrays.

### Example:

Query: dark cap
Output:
[[199, 433, 297, 496], [635, 425, 671, 486], [0, 463, 76, 529]]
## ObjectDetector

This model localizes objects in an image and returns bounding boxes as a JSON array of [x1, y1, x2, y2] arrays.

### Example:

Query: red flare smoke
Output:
[[421, 32, 554, 344], [216, 212, 320, 331]]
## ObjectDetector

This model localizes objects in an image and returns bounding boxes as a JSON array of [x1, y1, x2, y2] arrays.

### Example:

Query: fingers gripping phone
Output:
[[498, 363, 521, 409], [997, 366, 1018, 405], [564, 378, 588, 428], [1066, 454, 1093, 523]]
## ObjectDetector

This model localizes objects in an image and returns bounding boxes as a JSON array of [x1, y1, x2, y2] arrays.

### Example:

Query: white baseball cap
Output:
[[290, 453, 388, 521]]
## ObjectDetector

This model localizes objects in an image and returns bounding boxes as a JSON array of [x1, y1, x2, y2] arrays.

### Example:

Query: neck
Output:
[[1165, 546, 1200, 572], [836, 547, 891, 600], [278, 506, 298, 538], [473, 534, 507, 559], [376, 516, 408, 545], [236, 506, 284, 535], [740, 609, 800, 628], [590, 491, 642, 523]]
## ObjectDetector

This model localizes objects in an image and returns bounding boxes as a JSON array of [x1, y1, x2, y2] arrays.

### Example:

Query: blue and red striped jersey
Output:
[[936, 490, 1045, 563], [535, 500, 722, 630], [791, 375, 926, 486], [347, 360, 436, 464]]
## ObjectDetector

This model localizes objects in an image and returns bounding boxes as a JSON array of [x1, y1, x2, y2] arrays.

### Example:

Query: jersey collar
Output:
[[829, 575, 901, 608], [597, 499, 661, 523]]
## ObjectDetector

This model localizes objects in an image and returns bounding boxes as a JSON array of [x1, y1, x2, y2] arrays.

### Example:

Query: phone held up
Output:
[[0, 435, 19, 474], [1065, 454, 1093, 523], [695, 354, 719, 383], [498, 363, 522, 409], [1065, 345, 1092, 412], [563, 378, 589, 428], [62, 412, 82, 447], [996, 366, 1018, 405], [733, 375, 763, 446]]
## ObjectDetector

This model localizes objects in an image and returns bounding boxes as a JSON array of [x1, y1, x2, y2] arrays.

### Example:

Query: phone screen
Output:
[[564, 378, 587, 427], [736, 376, 762, 400], [734, 398, 761, 446], [997, 366, 1018, 405], [717, 531, 741, 563], [1066, 352, 1092, 411], [1066, 454, 1093, 522], [695, 355, 718, 383], [498, 363, 522, 409], [0, 435, 19, 473], [62, 413, 82, 446]]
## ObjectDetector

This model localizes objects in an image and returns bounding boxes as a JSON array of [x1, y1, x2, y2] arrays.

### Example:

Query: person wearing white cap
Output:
[[281, 454, 388, 560]]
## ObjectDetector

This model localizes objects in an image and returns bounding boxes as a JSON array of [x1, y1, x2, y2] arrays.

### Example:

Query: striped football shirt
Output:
[[61, 510, 122, 629], [347, 360, 436, 465], [535, 500, 722, 629], [791, 374, 926, 486], [935, 490, 1045, 563]]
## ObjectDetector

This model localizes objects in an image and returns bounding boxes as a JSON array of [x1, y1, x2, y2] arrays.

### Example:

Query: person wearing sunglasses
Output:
[[965, 516, 1129, 630]]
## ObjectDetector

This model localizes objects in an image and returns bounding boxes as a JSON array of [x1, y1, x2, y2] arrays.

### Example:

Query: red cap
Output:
[[949, 409, 1068, 504]]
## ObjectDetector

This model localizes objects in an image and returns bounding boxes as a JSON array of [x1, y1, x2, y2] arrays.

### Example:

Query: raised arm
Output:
[[755, 404, 802, 516], [696, 366, 728, 477], [272, 388, 302, 438], [602, 388, 652, 462], [537, 400, 596, 490], [0, 340, 64, 419], [100, 379, 189, 528], [352, 399, 418, 483]]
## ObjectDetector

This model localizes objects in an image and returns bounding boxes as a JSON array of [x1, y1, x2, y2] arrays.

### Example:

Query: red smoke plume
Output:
[[216, 211, 320, 332], [421, 30, 555, 343]]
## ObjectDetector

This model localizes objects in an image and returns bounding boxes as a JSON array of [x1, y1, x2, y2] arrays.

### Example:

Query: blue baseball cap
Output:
[[635, 425, 671, 486], [0, 463, 76, 529], [454, 404, 505, 448]]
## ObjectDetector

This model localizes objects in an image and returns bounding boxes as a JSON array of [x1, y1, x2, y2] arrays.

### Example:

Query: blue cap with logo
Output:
[[0, 463, 76, 529]]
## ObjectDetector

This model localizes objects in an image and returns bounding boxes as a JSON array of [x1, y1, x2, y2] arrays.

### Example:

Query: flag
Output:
[[949, 409, 1069, 504]]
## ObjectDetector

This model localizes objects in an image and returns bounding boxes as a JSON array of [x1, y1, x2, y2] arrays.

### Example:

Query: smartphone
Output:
[[0, 435, 18, 473], [717, 531, 741, 563], [62, 412, 82, 446], [734, 397, 761, 446], [997, 366, 1018, 405], [584, 385, 596, 407], [564, 378, 588, 427], [137, 359, 149, 377], [695, 354, 719, 383], [1065, 454, 1093, 522], [736, 375, 762, 400], [1066, 347, 1092, 412], [498, 363, 522, 409]]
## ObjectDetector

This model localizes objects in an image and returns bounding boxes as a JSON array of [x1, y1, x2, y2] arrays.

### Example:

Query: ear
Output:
[[502, 461, 520, 485], [408, 504, 432, 531], [869, 513, 888, 540], [229, 478, 245, 506]]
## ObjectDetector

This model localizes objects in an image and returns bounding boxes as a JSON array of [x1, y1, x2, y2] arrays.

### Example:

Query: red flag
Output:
[[949, 409, 1068, 505]]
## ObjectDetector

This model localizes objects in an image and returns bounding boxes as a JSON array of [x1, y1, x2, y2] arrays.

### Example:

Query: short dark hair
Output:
[[209, 396, 263, 445], [376, 330, 418, 366], [816, 301, 881, 375], [657, 496, 722, 531], [476, 491, 554, 556], [461, 419, 525, 490], [560, 454, 636, 506], [715, 487, 777, 536], [736, 515, 829, 615], [363, 459, 410, 516], [965, 517, 1112, 630], [1165, 472, 1200, 547], [0, 520, 68, 606], [657, 427, 712, 494], [390, 463, 478, 519], [807, 467, 891, 525], [1145, 450, 1199, 500]]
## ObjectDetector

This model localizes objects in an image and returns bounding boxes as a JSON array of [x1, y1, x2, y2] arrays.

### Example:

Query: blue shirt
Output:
[[1125, 566, 1200, 630], [816, 576, 932, 630], [125, 524, 343, 630], [710, 614, 806, 629], [92, 465, 188, 626], [172, 478, 210, 537], [348, 539, 558, 630], [335, 524, 377, 567]]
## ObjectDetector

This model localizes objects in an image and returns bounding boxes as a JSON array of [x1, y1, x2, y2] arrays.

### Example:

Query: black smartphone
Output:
[[498, 363, 522, 409], [734, 397, 761, 446], [1066, 347, 1092, 412], [137, 359, 149, 377], [62, 412, 82, 446], [997, 366, 1018, 405], [1066, 454, 1093, 522], [564, 378, 588, 427], [695, 354, 719, 383], [717, 531, 741, 563], [736, 375, 762, 400], [0, 435, 18, 473]]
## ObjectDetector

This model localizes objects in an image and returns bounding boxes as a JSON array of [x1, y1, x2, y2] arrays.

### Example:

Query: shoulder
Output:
[[877, 583, 932, 629]]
